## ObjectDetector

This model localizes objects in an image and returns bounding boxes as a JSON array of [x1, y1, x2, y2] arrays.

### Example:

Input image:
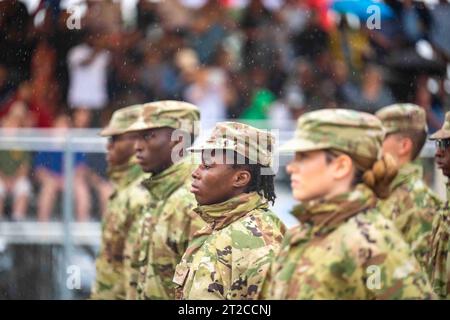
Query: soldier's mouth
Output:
[[190, 183, 200, 194], [290, 179, 300, 188], [436, 159, 445, 168]]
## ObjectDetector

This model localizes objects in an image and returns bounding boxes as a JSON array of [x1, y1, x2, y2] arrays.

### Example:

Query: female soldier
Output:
[[262, 109, 435, 299], [173, 122, 285, 300]]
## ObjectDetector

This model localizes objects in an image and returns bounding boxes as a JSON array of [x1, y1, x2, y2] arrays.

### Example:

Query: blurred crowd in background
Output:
[[1, 0, 450, 222]]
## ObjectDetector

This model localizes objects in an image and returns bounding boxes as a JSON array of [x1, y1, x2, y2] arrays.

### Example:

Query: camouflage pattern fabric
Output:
[[91, 161, 148, 299], [173, 192, 285, 300], [430, 111, 450, 140], [122, 171, 153, 300], [100, 104, 143, 137], [378, 162, 442, 270], [375, 103, 427, 134], [427, 184, 450, 299], [278, 109, 384, 168], [261, 184, 435, 300], [124, 100, 200, 135], [132, 159, 205, 299], [188, 121, 275, 167]]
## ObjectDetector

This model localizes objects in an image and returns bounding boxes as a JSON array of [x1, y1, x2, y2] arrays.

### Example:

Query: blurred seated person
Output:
[[347, 64, 395, 113], [0, 81, 54, 127], [0, 102, 31, 221], [269, 87, 307, 129], [33, 113, 91, 222], [72, 107, 112, 217]]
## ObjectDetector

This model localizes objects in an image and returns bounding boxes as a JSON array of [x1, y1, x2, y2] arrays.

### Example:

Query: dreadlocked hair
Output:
[[230, 152, 276, 205]]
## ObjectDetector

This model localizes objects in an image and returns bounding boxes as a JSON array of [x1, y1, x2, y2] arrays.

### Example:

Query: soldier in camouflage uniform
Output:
[[173, 122, 285, 300], [261, 109, 434, 299], [123, 100, 205, 299], [375, 104, 442, 269], [91, 105, 151, 300], [428, 112, 450, 299]]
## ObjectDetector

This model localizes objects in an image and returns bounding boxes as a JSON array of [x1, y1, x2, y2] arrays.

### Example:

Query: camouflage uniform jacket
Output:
[[91, 162, 148, 299], [262, 184, 435, 300], [133, 159, 205, 300], [378, 162, 442, 269], [173, 192, 285, 300], [123, 171, 153, 300], [427, 183, 450, 299]]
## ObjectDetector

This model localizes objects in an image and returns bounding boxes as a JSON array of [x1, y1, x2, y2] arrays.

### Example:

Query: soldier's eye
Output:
[[108, 136, 119, 144], [143, 132, 154, 141], [436, 139, 450, 150]]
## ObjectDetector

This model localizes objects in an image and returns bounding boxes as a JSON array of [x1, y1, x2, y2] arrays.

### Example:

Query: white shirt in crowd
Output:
[[67, 44, 111, 109], [185, 68, 228, 131]]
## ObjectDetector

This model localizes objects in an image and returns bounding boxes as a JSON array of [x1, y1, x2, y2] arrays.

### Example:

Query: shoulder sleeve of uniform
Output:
[[165, 184, 201, 257], [344, 214, 435, 299], [226, 210, 284, 300], [428, 207, 450, 299]]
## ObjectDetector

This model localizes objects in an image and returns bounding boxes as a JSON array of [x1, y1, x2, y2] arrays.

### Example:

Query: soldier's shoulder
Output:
[[334, 208, 410, 253], [225, 209, 284, 249], [162, 178, 197, 221], [126, 176, 152, 205], [168, 178, 196, 206]]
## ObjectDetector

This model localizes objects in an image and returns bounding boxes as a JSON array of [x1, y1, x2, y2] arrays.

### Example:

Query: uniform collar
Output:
[[194, 192, 268, 234], [290, 184, 377, 242], [141, 158, 193, 201], [108, 157, 143, 189], [389, 162, 422, 192]]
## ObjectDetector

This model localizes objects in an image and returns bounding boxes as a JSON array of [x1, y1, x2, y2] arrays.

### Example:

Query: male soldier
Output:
[[261, 109, 434, 299], [91, 104, 151, 300], [428, 111, 450, 299], [173, 122, 285, 300], [124, 100, 205, 299], [376, 104, 442, 269]]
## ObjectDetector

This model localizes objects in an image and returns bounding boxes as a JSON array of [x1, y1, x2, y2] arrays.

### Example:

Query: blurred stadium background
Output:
[[0, 0, 449, 299]]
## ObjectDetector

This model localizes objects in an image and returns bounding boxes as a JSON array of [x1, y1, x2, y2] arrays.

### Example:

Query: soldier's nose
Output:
[[192, 167, 200, 180], [286, 162, 294, 174], [134, 141, 142, 152]]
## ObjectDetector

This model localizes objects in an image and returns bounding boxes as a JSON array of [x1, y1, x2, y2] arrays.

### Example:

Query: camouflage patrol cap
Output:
[[100, 104, 143, 137], [375, 103, 427, 134], [188, 122, 274, 167], [430, 111, 450, 140], [279, 109, 384, 168], [125, 100, 200, 135]]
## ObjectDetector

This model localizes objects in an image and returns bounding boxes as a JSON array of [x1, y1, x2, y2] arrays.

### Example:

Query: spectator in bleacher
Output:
[[415, 74, 445, 133], [183, 52, 229, 129], [188, 2, 227, 65], [429, 0, 450, 62], [348, 64, 395, 113], [239, 67, 276, 123], [0, 102, 32, 221], [72, 108, 112, 218], [33, 113, 91, 222], [0, 65, 15, 116], [269, 87, 307, 129], [67, 33, 111, 127], [0, 0, 33, 85]]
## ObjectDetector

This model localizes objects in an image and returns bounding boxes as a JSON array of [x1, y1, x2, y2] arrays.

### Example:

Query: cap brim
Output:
[[430, 129, 450, 140], [278, 137, 330, 154], [187, 143, 236, 153], [99, 127, 118, 137]]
